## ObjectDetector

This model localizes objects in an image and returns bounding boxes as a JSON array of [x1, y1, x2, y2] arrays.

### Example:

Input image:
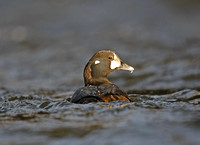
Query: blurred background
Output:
[[0, 0, 200, 91], [1, 1, 200, 145]]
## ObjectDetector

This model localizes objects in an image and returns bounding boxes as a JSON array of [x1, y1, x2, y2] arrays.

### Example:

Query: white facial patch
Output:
[[110, 61, 120, 69], [110, 53, 121, 69], [95, 60, 100, 64]]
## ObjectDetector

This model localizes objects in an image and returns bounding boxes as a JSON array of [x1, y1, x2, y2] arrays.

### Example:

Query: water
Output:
[[0, 89, 200, 145], [0, 0, 200, 145]]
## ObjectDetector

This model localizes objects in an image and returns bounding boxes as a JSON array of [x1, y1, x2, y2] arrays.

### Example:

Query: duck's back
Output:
[[70, 84, 132, 104]]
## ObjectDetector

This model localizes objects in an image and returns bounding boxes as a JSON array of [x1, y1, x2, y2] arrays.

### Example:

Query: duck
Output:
[[70, 50, 134, 104]]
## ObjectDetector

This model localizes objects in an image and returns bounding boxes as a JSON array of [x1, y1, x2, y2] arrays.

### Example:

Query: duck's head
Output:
[[84, 50, 134, 86]]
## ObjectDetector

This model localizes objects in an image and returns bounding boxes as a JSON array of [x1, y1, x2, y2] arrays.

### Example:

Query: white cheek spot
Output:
[[95, 60, 100, 64], [110, 60, 121, 69], [110, 53, 121, 69]]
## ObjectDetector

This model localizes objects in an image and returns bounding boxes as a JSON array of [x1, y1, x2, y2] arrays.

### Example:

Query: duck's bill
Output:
[[118, 62, 134, 73]]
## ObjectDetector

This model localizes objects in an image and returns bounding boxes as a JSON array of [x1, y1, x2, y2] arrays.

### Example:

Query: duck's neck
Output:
[[83, 62, 111, 86]]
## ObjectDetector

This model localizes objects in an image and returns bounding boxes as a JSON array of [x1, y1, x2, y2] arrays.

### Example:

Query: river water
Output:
[[0, 0, 200, 145]]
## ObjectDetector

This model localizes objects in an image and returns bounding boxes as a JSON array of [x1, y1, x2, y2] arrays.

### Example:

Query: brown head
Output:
[[84, 50, 134, 86]]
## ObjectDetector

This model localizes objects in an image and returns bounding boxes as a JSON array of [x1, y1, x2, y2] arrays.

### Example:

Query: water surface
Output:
[[0, 0, 200, 145]]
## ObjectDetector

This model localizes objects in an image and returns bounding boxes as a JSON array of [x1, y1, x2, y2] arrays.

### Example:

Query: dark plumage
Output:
[[71, 50, 134, 104]]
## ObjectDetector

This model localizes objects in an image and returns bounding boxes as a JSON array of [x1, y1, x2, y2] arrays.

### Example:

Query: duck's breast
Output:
[[70, 84, 131, 104]]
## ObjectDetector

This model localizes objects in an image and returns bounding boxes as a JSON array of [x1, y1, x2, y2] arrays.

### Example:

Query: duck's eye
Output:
[[108, 56, 113, 60]]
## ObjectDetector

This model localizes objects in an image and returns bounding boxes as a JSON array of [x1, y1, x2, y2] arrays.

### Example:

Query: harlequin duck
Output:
[[71, 50, 134, 104]]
